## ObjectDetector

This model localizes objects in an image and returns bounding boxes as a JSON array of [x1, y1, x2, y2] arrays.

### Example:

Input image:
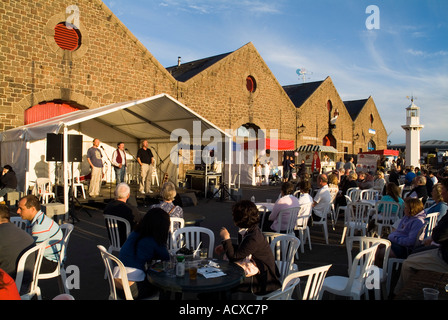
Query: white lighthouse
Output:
[[401, 97, 424, 168]]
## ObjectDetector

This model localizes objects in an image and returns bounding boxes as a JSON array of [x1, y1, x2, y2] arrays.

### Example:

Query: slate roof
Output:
[[282, 80, 325, 108], [166, 52, 232, 82], [344, 98, 369, 120]]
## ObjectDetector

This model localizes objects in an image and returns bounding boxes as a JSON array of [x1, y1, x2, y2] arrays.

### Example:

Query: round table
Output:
[[148, 259, 245, 299], [256, 202, 275, 212], [183, 212, 205, 226]]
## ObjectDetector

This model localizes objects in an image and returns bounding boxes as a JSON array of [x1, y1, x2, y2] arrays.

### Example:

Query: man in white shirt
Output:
[[112, 142, 127, 184], [312, 174, 332, 222]]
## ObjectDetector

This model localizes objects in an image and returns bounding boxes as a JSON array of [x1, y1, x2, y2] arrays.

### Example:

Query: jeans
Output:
[[114, 166, 126, 184]]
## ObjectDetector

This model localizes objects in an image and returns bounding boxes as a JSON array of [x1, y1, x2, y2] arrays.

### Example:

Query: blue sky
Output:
[[102, 0, 448, 144]]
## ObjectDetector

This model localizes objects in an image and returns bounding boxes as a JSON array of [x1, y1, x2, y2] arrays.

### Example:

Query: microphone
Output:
[[100, 146, 105, 150], [125, 148, 129, 151]]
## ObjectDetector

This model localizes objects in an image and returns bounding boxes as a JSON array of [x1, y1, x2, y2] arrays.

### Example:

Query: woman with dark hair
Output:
[[216, 200, 281, 296], [0, 165, 17, 199], [378, 182, 405, 217], [116, 208, 170, 299]]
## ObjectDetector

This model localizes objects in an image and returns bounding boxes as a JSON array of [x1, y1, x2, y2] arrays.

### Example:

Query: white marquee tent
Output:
[[0, 93, 232, 214]]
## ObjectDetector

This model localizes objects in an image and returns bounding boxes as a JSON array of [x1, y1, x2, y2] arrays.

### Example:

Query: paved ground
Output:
[[24, 183, 350, 300]]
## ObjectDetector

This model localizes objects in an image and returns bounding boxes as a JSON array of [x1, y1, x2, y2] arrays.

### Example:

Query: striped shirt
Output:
[[26, 211, 63, 262]]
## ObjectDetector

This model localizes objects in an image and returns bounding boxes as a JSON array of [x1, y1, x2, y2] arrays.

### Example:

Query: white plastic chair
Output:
[[10, 216, 27, 231], [360, 189, 379, 201], [97, 245, 158, 300], [37, 223, 74, 296], [424, 212, 439, 238], [269, 234, 300, 283], [168, 217, 185, 250], [256, 234, 300, 300], [172, 227, 215, 258], [258, 205, 269, 231], [169, 217, 185, 234], [151, 166, 159, 187], [313, 204, 331, 245], [294, 264, 332, 300], [346, 236, 391, 300], [272, 207, 300, 234], [72, 172, 86, 199], [103, 215, 131, 279], [340, 202, 373, 244], [335, 187, 360, 225], [294, 203, 313, 253], [372, 201, 401, 237], [320, 242, 380, 300], [266, 271, 302, 300], [14, 240, 48, 300], [385, 257, 405, 297], [35, 178, 55, 204], [104, 215, 131, 255]]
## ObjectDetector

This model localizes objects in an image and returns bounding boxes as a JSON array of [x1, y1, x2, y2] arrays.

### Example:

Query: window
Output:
[[246, 76, 257, 93], [54, 22, 82, 51], [327, 100, 333, 112]]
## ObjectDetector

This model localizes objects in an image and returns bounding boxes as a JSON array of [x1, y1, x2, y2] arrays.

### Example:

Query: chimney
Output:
[[177, 56, 181, 67]]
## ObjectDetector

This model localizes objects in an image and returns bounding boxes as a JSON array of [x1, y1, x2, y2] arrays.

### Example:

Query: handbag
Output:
[[235, 254, 259, 277]]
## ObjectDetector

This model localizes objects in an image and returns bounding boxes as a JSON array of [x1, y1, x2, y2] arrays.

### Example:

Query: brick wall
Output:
[[0, 0, 177, 130], [353, 97, 388, 153]]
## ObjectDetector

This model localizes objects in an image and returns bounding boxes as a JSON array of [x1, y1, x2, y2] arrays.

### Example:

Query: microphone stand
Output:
[[100, 146, 113, 200]]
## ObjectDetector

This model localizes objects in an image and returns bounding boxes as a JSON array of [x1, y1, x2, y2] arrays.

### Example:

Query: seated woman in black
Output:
[[216, 200, 281, 296], [117, 208, 170, 299], [0, 165, 17, 199]]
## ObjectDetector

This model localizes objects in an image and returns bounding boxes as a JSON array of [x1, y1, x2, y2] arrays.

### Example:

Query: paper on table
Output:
[[197, 266, 226, 278]]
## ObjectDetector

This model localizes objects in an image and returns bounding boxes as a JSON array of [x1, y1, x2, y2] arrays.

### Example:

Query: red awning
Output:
[[243, 138, 295, 151], [360, 149, 399, 156]]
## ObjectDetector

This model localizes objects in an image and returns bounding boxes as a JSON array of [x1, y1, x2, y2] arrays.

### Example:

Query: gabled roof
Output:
[[282, 80, 325, 108], [344, 98, 369, 120], [166, 52, 232, 82]]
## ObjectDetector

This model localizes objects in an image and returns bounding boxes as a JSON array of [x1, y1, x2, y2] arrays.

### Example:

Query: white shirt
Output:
[[313, 184, 332, 218], [112, 149, 126, 167]]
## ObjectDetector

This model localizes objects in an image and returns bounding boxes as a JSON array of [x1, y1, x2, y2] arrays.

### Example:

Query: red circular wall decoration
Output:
[[54, 22, 81, 51]]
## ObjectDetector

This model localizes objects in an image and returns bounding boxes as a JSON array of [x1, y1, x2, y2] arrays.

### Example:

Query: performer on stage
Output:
[[87, 138, 103, 198], [137, 140, 155, 194], [111, 142, 127, 184]]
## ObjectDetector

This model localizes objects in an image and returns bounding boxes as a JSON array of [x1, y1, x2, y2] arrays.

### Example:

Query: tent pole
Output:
[[63, 126, 69, 220]]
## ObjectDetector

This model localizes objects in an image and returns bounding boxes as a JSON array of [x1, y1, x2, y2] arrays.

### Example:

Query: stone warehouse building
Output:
[[0, 0, 387, 164]]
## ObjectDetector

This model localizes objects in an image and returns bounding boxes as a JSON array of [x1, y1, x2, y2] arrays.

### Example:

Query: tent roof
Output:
[[0, 94, 231, 143]]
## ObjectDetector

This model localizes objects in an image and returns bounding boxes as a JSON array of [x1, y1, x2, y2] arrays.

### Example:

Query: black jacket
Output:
[[0, 171, 17, 190], [222, 226, 281, 295]]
